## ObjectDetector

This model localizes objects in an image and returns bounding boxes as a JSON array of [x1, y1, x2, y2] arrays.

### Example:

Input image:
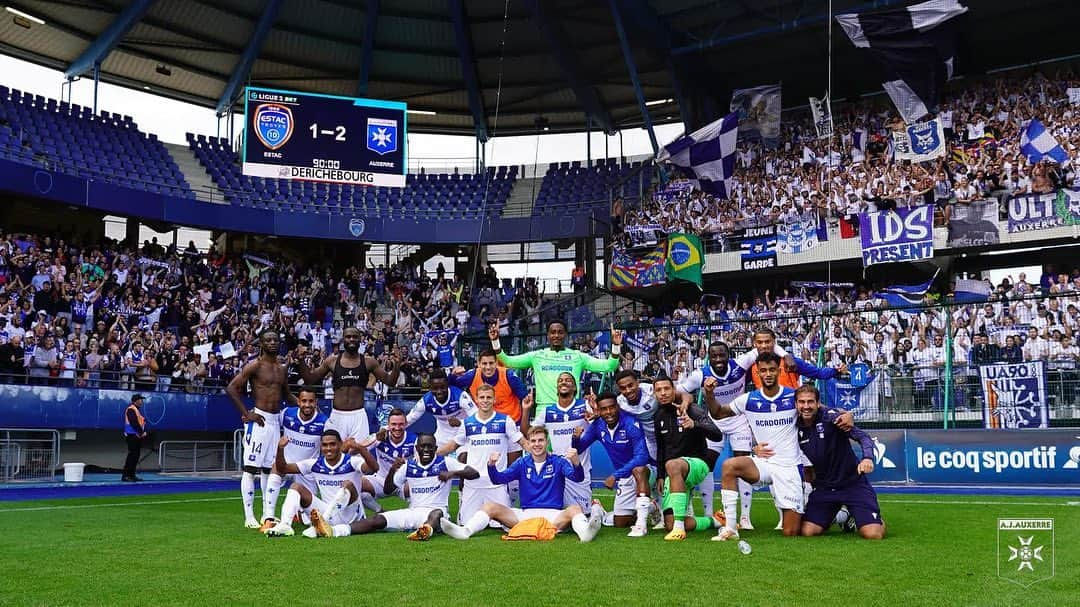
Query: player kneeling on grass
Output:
[[783, 385, 885, 540], [440, 426, 603, 542], [571, 392, 653, 537], [653, 376, 726, 541], [707, 354, 858, 541], [266, 429, 377, 538], [333, 434, 480, 540]]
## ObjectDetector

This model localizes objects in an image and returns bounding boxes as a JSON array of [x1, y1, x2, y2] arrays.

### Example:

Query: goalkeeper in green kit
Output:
[[489, 320, 622, 415]]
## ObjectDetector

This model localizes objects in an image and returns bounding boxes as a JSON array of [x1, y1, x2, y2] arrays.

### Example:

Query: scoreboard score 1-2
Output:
[[242, 86, 407, 187]]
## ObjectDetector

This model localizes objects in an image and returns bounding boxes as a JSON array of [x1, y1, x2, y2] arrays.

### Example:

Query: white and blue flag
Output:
[[1020, 119, 1069, 164], [876, 268, 938, 309], [656, 112, 738, 199], [953, 278, 991, 303]]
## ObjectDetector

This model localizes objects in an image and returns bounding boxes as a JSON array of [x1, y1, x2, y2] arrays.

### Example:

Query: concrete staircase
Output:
[[501, 177, 542, 218], [164, 142, 226, 204]]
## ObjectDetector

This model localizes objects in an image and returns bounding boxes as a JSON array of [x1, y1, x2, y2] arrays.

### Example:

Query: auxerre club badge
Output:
[[253, 103, 293, 151], [367, 118, 398, 155], [997, 518, 1054, 587]]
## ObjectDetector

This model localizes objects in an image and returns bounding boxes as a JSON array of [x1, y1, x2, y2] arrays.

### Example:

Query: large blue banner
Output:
[[858, 205, 934, 266], [905, 430, 1078, 485], [0, 384, 431, 434]]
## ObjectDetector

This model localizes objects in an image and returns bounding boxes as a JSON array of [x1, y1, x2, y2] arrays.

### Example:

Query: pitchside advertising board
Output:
[[242, 86, 407, 187]]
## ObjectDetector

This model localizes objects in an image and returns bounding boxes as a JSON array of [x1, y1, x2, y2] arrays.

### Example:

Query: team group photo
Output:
[[0, 1, 1076, 605]]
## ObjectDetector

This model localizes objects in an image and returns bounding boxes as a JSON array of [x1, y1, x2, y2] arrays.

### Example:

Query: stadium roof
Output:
[[0, 0, 1075, 138]]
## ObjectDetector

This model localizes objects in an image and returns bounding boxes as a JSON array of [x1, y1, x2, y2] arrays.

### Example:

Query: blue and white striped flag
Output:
[[877, 269, 938, 309], [656, 112, 739, 199], [1020, 119, 1069, 164]]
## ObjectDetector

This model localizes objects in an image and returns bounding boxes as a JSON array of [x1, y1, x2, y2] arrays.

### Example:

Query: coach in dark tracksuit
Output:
[[787, 384, 884, 539], [122, 394, 148, 482]]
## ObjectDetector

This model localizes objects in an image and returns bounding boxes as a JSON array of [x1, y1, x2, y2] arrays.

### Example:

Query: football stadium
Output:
[[1, 0, 1079, 604]]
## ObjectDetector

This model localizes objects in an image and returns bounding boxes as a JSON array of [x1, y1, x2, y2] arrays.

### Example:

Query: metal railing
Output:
[[158, 440, 237, 474], [0, 428, 60, 482]]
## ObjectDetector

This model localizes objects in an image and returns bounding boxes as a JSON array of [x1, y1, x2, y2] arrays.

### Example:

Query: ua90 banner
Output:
[[979, 361, 1049, 429]]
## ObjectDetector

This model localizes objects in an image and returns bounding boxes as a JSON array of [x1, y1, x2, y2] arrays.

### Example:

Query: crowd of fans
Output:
[[620, 67, 1080, 243], [548, 267, 1080, 414], [0, 230, 553, 395]]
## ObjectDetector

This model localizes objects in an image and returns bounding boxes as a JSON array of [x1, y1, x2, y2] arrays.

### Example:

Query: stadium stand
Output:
[[0, 85, 193, 198], [620, 70, 1080, 244], [187, 133, 518, 218], [0, 229, 578, 394]]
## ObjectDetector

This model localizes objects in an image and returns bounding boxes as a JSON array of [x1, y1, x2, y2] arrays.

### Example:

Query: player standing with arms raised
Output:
[[297, 327, 400, 446], [490, 320, 621, 417]]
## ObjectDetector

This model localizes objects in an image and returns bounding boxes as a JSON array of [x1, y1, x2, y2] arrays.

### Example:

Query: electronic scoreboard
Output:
[[242, 86, 407, 187]]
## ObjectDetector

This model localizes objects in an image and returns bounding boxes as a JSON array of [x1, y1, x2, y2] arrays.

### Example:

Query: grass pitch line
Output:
[[0, 496, 237, 513], [877, 498, 1078, 507]]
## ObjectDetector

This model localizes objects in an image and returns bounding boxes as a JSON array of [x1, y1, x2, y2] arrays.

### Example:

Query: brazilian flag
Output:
[[665, 232, 703, 287]]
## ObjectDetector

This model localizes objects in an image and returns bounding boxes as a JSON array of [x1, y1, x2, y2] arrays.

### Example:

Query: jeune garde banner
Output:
[[859, 205, 934, 267]]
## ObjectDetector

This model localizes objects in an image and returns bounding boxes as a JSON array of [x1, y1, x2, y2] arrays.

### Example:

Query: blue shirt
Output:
[[573, 411, 649, 479], [797, 407, 875, 490], [488, 454, 584, 510]]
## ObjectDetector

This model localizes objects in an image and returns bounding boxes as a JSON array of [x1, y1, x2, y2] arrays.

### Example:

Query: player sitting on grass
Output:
[[266, 429, 377, 538], [440, 426, 603, 542], [260, 387, 328, 531], [571, 392, 653, 537], [318, 434, 480, 540]]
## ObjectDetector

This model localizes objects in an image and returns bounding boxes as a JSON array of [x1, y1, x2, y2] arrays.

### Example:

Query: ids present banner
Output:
[[858, 205, 934, 266], [739, 225, 777, 270], [979, 361, 1049, 429], [948, 199, 1000, 247], [777, 216, 820, 254], [893, 119, 946, 162]]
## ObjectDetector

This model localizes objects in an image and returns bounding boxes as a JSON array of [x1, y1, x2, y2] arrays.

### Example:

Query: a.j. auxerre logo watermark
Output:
[[997, 519, 1054, 587]]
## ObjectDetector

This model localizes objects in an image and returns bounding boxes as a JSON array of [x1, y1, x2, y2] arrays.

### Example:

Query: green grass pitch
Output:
[[0, 491, 1076, 606]]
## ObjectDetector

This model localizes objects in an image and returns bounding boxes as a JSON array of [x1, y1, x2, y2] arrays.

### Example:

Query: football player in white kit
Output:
[[706, 352, 804, 540], [330, 434, 480, 540], [405, 369, 476, 448], [436, 383, 527, 524], [677, 342, 763, 529], [521, 372, 593, 511], [359, 408, 416, 510], [266, 429, 377, 538], [260, 387, 327, 530]]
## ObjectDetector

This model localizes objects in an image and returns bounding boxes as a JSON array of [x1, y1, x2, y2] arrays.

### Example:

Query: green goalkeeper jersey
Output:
[[497, 348, 619, 405]]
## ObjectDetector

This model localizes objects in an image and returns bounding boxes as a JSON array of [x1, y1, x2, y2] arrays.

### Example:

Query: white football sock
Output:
[[698, 479, 714, 517], [279, 490, 301, 526], [738, 479, 753, 520], [324, 487, 352, 524], [332, 524, 352, 538], [570, 513, 590, 538], [803, 482, 814, 508], [263, 473, 283, 521], [508, 481, 520, 507], [602, 511, 615, 527], [635, 495, 651, 529], [721, 489, 739, 532], [360, 492, 382, 513], [241, 472, 256, 520], [463, 511, 491, 536]]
